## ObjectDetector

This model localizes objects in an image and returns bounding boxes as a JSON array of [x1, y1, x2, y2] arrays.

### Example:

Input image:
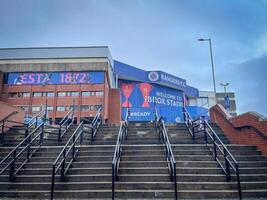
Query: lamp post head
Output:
[[198, 38, 210, 42], [220, 82, 230, 87]]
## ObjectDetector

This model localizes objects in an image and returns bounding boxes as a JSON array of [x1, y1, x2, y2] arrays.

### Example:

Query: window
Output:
[[81, 91, 103, 96], [80, 105, 90, 111], [57, 106, 65, 111], [9, 93, 18, 98], [66, 105, 78, 111], [47, 92, 55, 97], [47, 106, 54, 111], [95, 91, 103, 96], [95, 105, 102, 111], [70, 92, 79, 96], [21, 106, 29, 112], [66, 91, 79, 96], [58, 92, 66, 97], [82, 92, 91, 96], [32, 106, 41, 112], [22, 93, 31, 97], [33, 92, 42, 97]]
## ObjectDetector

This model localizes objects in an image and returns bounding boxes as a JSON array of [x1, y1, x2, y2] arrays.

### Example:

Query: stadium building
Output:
[[0, 46, 229, 123]]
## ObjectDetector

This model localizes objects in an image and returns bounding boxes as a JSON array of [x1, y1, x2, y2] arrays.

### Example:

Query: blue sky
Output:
[[0, 0, 267, 116]]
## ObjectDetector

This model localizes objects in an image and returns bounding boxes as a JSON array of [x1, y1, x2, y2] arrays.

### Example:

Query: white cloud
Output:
[[257, 32, 267, 55]]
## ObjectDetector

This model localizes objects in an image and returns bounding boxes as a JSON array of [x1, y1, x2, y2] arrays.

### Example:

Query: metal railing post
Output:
[[50, 165, 56, 200], [80, 126, 84, 144], [9, 150, 16, 181], [40, 123, 44, 145], [61, 149, 66, 181], [35, 116, 38, 128], [112, 163, 115, 200], [72, 135, 75, 159], [236, 163, 242, 200], [224, 148, 231, 181], [27, 134, 31, 159], [182, 107, 186, 122], [91, 126, 94, 143], [213, 132, 217, 160], [1, 120, 4, 143], [192, 123, 195, 140], [58, 125, 62, 142], [174, 162, 178, 200], [203, 120, 208, 144], [25, 124, 29, 138]]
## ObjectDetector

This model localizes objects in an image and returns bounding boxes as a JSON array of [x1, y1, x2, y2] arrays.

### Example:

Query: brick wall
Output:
[[0, 100, 25, 133], [210, 104, 267, 155], [107, 89, 121, 124]]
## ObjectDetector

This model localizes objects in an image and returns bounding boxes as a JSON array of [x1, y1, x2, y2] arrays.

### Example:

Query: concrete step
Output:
[[2, 181, 266, 191], [1, 189, 267, 199]]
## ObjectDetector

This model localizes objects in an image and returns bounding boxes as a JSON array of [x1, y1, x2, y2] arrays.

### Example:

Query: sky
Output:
[[0, 0, 267, 116]]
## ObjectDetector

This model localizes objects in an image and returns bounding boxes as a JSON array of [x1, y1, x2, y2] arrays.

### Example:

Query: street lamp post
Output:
[[198, 38, 217, 104], [220, 82, 229, 96]]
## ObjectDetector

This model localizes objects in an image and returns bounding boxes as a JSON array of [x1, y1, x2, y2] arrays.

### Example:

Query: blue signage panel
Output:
[[224, 95, 230, 109], [120, 80, 208, 123], [147, 71, 187, 91], [122, 107, 155, 122], [7, 72, 104, 85], [120, 80, 184, 122]]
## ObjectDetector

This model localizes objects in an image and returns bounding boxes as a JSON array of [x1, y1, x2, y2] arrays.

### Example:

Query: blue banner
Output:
[[120, 80, 209, 123], [7, 72, 104, 85], [147, 71, 187, 91], [120, 80, 184, 122], [224, 95, 230, 109]]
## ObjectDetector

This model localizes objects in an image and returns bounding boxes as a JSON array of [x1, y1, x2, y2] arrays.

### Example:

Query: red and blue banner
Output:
[[120, 80, 184, 122], [7, 72, 104, 85]]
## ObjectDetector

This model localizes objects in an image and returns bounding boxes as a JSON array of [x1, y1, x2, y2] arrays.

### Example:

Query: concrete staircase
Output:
[[0, 124, 119, 199], [0, 121, 267, 199], [114, 122, 175, 199], [168, 123, 267, 199]]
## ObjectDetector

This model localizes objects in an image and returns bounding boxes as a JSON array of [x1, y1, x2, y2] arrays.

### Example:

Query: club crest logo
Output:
[[148, 71, 159, 82]]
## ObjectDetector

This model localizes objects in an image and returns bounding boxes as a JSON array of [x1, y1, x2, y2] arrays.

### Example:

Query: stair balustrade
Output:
[[50, 108, 102, 200], [112, 108, 129, 200], [182, 106, 242, 200], [0, 111, 23, 143], [1, 108, 48, 145], [155, 112, 178, 200], [57, 108, 75, 141], [0, 122, 45, 181], [91, 107, 102, 141]]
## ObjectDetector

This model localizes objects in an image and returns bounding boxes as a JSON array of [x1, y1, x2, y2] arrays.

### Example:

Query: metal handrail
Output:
[[50, 122, 84, 200], [0, 122, 44, 181], [50, 108, 102, 199], [58, 108, 74, 141], [112, 108, 129, 200], [156, 116, 177, 200], [182, 107, 203, 139], [1, 108, 47, 143], [182, 106, 242, 200], [27, 110, 46, 127], [90, 107, 102, 142], [0, 111, 24, 143]]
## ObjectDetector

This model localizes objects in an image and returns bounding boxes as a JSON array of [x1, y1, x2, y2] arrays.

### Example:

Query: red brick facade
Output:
[[0, 101, 25, 132], [210, 104, 267, 155], [107, 89, 121, 124]]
